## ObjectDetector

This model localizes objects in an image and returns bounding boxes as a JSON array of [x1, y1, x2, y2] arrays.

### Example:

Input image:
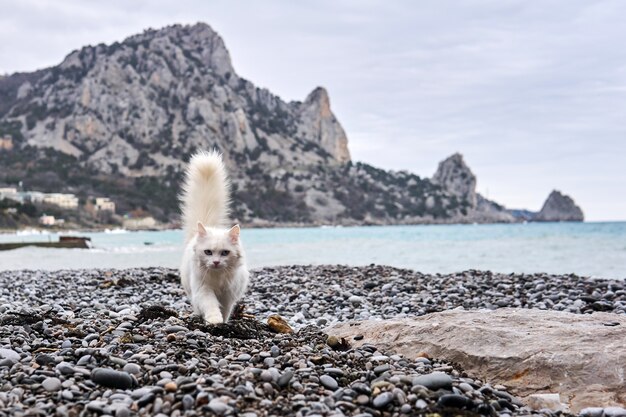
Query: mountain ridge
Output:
[[0, 23, 583, 227]]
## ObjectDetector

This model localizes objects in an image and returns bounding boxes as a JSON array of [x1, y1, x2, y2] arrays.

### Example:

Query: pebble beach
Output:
[[0, 265, 625, 417]]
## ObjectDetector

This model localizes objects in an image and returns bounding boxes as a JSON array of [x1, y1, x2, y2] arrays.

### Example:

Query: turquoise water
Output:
[[0, 222, 625, 279]]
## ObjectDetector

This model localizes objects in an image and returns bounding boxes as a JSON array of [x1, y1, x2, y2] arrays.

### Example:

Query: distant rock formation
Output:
[[432, 153, 477, 208], [535, 190, 584, 222], [432, 153, 516, 223]]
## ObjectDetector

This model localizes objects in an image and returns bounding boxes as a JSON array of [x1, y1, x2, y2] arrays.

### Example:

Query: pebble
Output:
[[277, 370, 294, 387], [260, 369, 274, 382], [182, 394, 194, 410], [349, 295, 363, 305], [438, 393, 472, 408], [42, 377, 62, 392], [320, 375, 339, 391], [115, 407, 131, 417], [374, 363, 391, 374], [0, 348, 20, 364], [412, 372, 453, 390], [208, 398, 232, 415], [123, 363, 142, 374], [91, 368, 134, 389], [373, 392, 394, 409], [164, 325, 188, 334]]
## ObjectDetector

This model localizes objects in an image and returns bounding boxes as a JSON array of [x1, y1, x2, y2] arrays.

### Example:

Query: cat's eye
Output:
[[204, 250, 212, 255], [221, 250, 230, 256]]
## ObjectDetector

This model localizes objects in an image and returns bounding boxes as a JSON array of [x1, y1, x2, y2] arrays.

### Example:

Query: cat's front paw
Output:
[[204, 314, 223, 324]]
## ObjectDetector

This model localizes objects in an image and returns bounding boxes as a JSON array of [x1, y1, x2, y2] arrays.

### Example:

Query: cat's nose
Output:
[[213, 261, 220, 267]]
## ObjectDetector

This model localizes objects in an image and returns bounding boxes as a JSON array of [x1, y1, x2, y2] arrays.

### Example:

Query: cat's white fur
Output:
[[179, 150, 249, 323]]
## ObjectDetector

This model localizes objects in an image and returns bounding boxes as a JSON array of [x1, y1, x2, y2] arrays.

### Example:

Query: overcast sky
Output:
[[1, 0, 625, 221]]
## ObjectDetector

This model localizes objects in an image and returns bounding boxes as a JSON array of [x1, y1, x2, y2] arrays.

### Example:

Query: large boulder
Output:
[[534, 190, 584, 222], [327, 308, 626, 412]]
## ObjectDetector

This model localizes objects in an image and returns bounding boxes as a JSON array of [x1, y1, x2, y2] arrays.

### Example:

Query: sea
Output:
[[0, 222, 625, 279]]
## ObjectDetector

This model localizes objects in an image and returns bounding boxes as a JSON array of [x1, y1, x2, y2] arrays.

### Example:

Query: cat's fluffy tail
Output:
[[179, 150, 230, 241]]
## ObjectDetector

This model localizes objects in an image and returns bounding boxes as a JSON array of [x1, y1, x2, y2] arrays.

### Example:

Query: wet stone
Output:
[[412, 372, 453, 390], [438, 393, 472, 408], [91, 368, 134, 389], [374, 363, 391, 374]]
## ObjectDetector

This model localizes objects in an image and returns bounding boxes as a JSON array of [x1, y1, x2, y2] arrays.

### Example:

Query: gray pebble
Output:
[[320, 375, 338, 390], [412, 372, 453, 390], [42, 377, 62, 392], [182, 394, 194, 410], [277, 370, 294, 387], [123, 363, 142, 374], [0, 348, 20, 364], [208, 398, 232, 415], [373, 392, 394, 409], [91, 368, 133, 389]]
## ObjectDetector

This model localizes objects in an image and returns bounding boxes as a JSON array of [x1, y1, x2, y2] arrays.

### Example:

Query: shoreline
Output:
[[4, 218, 623, 236], [0, 265, 624, 416]]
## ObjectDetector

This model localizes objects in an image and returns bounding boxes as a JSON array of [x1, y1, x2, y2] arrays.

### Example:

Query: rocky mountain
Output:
[[534, 190, 584, 222], [432, 153, 477, 207], [432, 154, 516, 223], [0, 23, 582, 226]]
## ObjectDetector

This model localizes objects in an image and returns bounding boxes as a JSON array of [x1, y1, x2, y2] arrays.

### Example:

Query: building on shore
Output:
[[94, 197, 116, 213], [0, 135, 13, 151], [122, 216, 157, 230], [24, 191, 45, 204], [42, 193, 79, 209], [0, 188, 21, 203], [39, 215, 57, 226]]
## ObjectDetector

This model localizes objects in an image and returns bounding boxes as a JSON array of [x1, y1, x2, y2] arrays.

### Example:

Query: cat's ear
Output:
[[228, 224, 240, 244], [197, 222, 207, 237]]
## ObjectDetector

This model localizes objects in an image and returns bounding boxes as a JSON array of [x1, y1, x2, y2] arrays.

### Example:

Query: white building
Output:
[[42, 193, 79, 209], [0, 187, 21, 203], [25, 191, 45, 204], [39, 215, 56, 226], [95, 197, 116, 213], [123, 216, 157, 230]]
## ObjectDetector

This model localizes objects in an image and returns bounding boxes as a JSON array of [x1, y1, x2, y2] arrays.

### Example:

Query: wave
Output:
[[104, 228, 129, 234]]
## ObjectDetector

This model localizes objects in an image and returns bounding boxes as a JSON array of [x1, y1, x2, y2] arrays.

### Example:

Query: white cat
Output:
[[179, 150, 249, 324]]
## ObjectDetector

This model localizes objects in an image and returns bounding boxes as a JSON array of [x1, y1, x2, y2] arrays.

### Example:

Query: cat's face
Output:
[[194, 223, 241, 271]]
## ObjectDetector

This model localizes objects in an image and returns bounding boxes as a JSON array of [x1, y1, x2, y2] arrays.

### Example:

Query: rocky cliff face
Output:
[[432, 153, 477, 208], [534, 190, 584, 222], [432, 153, 516, 223], [0, 23, 349, 176]]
